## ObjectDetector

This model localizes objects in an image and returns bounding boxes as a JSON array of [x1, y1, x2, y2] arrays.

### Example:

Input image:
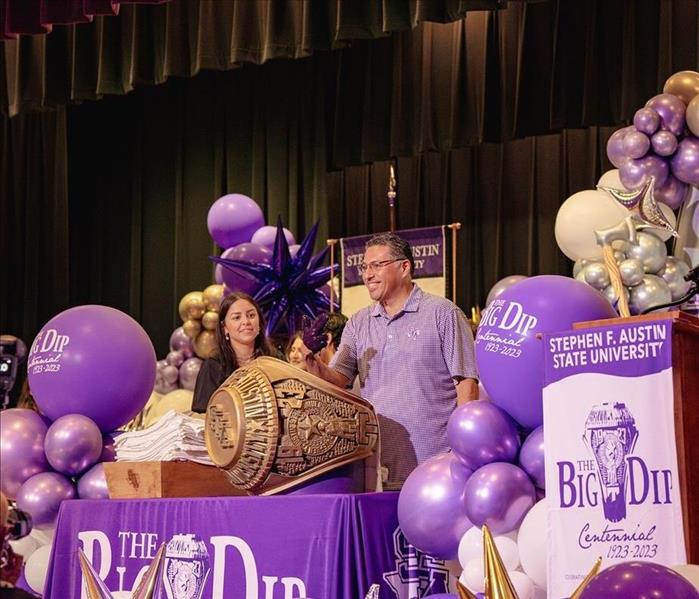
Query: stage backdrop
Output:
[[542, 319, 687, 599], [339, 226, 446, 316]]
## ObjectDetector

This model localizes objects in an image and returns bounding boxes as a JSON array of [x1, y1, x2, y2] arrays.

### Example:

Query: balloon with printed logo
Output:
[[28, 305, 156, 432], [0, 409, 50, 499], [16, 472, 76, 530], [476, 276, 616, 428], [44, 414, 103, 476], [485, 275, 528, 307], [207, 194, 265, 250]]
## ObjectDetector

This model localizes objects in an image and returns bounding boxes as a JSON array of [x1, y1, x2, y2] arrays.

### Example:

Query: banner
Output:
[[339, 226, 446, 316], [543, 320, 686, 599]]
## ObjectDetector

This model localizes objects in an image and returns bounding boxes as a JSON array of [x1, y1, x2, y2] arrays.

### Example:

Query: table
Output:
[[43, 493, 455, 598]]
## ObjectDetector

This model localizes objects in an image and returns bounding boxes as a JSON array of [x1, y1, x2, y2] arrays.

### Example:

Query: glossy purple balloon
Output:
[[579, 561, 699, 599], [622, 130, 650, 159], [447, 402, 520, 471], [0, 409, 50, 499], [16, 472, 76, 529], [485, 275, 528, 306], [671, 136, 699, 185], [100, 435, 116, 462], [251, 225, 296, 250], [519, 426, 545, 489], [44, 414, 103, 476], [179, 357, 203, 391], [654, 175, 689, 210], [476, 276, 616, 428], [77, 463, 110, 499], [207, 193, 265, 250], [619, 153, 670, 190], [463, 463, 535, 534], [650, 130, 678, 157], [397, 452, 474, 559], [289, 244, 301, 258], [169, 327, 194, 359], [165, 350, 185, 367], [633, 107, 661, 135], [28, 306, 156, 432], [646, 93, 686, 136], [606, 126, 636, 168], [216, 243, 272, 295]]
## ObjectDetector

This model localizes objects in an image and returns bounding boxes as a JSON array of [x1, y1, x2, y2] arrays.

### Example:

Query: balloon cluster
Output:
[[176, 284, 226, 361], [154, 327, 203, 394]]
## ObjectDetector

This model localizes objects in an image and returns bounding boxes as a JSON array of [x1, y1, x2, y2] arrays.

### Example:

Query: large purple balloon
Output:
[[447, 402, 520, 471], [579, 561, 699, 599], [633, 107, 661, 135], [671, 136, 699, 185], [646, 93, 686, 136], [77, 463, 110, 499], [619, 153, 669, 190], [463, 463, 535, 534], [606, 126, 635, 167], [28, 306, 156, 433], [169, 327, 194, 359], [251, 225, 295, 250], [44, 414, 103, 476], [215, 243, 272, 295], [476, 276, 616, 428], [179, 357, 203, 391], [397, 452, 473, 559], [519, 426, 545, 489], [0, 409, 50, 499], [16, 472, 76, 529], [207, 194, 265, 250]]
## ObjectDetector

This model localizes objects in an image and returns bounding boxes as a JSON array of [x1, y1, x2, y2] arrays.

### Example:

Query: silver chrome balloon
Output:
[[602, 283, 630, 309], [612, 239, 633, 255], [613, 250, 626, 264], [583, 262, 611, 290], [619, 258, 645, 287], [573, 259, 590, 278], [626, 231, 668, 274], [628, 275, 672, 314], [660, 257, 692, 300]]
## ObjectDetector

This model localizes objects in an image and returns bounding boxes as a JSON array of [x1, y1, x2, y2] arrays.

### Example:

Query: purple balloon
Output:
[[28, 305, 156, 433], [671, 136, 699, 185], [179, 357, 203, 391], [169, 327, 194, 359], [165, 350, 185, 367], [207, 193, 265, 250], [251, 225, 296, 250], [519, 426, 545, 489], [0, 409, 50, 499], [16, 472, 76, 529], [622, 129, 650, 159], [77, 463, 110, 499], [289, 244, 301, 258], [447, 402, 520, 471], [654, 175, 689, 210], [463, 463, 535, 534], [485, 275, 528, 306], [161, 364, 179, 385], [619, 153, 670, 190], [579, 561, 699, 599], [44, 414, 103, 476], [646, 93, 686, 136], [650, 130, 678, 157], [100, 435, 116, 462], [606, 126, 635, 167], [633, 107, 661, 135], [476, 276, 616, 428], [397, 452, 474, 559], [215, 243, 272, 295]]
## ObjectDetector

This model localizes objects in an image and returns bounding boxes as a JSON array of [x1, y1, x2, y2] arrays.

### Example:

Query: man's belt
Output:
[[204, 356, 379, 495]]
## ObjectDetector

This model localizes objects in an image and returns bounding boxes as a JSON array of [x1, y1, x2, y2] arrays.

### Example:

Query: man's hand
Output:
[[302, 313, 329, 354]]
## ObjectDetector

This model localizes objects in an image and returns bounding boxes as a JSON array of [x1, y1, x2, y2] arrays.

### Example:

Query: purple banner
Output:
[[341, 226, 445, 287], [43, 493, 456, 598]]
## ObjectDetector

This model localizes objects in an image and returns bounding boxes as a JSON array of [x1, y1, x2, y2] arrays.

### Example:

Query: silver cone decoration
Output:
[[78, 548, 114, 599], [131, 542, 166, 599]]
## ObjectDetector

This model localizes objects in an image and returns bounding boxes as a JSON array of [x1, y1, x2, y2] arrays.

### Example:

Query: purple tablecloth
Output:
[[43, 492, 455, 598]]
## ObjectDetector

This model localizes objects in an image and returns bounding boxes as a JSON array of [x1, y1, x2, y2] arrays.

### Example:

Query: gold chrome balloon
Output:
[[203, 283, 226, 312], [182, 318, 202, 339], [202, 310, 219, 331], [663, 70, 699, 105], [194, 329, 217, 358], [178, 291, 205, 321]]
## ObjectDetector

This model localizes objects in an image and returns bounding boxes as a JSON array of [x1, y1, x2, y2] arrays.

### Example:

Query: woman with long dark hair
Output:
[[191, 292, 274, 413]]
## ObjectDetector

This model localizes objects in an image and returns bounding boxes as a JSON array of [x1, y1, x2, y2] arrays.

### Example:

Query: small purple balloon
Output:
[[16, 472, 76, 529], [463, 462, 536, 534], [619, 153, 670, 190], [447, 402, 520, 471], [606, 126, 636, 168], [77, 463, 110, 499], [161, 364, 179, 385], [646, 93, 686, 136], [485, 275, 527, 306], [397, 452, 473, 559], [44, 414, 103, 476], [169, 327, 194, 359], [579, 561, 699, 599], [633, 107, 661, 135], [207, 193, 265, 250], [654, 175, 689, 210], [251, 225, 295, 250], [100, 435, 116, 462], [622, 129, 650, 159], [165, 350, 185, 367], [179, 357, 203, 391], [0, 409, 50, 499], [519, 426, 545, 489], [650, 130, 678, 157], [671, 136, 699, 185]]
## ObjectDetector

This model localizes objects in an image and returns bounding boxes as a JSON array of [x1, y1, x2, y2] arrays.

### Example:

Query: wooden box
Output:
[[103, 461, 247, 499]]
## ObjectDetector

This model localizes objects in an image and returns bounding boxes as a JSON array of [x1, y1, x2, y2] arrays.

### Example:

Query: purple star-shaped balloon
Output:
[[211, 218, 338, 336]]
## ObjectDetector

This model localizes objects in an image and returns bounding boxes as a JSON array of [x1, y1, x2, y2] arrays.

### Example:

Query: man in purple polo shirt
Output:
[[303, 232, 478, 488]]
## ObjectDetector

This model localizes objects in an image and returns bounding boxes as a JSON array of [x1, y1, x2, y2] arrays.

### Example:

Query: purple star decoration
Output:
[[210, 219, 338, 336]]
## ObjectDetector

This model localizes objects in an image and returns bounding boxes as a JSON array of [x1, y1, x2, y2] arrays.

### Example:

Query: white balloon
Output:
[[597, 169, 624, 189], [632, 201, 677, 242], [30, 526, 55, 546], [509, 571, 535, 599], [555, 189, 629, 261], [458, 527, 520, 571], [9, 534, 40, 559], [25, 543, 53, 594], [461, 558, 486, 593], [517, 499, 549, 589], [672, 564, 699, 590]]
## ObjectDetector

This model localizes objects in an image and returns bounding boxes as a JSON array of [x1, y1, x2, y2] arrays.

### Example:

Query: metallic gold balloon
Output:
[[182, 318, 202, 339], [202, 310, 220, 331], [687, 94, 699, 137], [132, 543, 166, 599], [194, 330, 218, 358], [203, 283, 226, 312], [78, 548, 113, 598], [663, 70, 699, 105], [483, 525, 518, 599], [178, 291, 205, 321], [569, 557, 602, 599]]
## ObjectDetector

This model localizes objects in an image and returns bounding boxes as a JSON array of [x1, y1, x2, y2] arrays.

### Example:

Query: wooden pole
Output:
[[327, 239, 338, 312], [448, 222, 462, 302], [388, 164, 397, 232]]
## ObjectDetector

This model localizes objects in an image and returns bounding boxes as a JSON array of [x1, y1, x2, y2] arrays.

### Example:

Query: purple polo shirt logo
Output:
[[407, 327, 420, 339]]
